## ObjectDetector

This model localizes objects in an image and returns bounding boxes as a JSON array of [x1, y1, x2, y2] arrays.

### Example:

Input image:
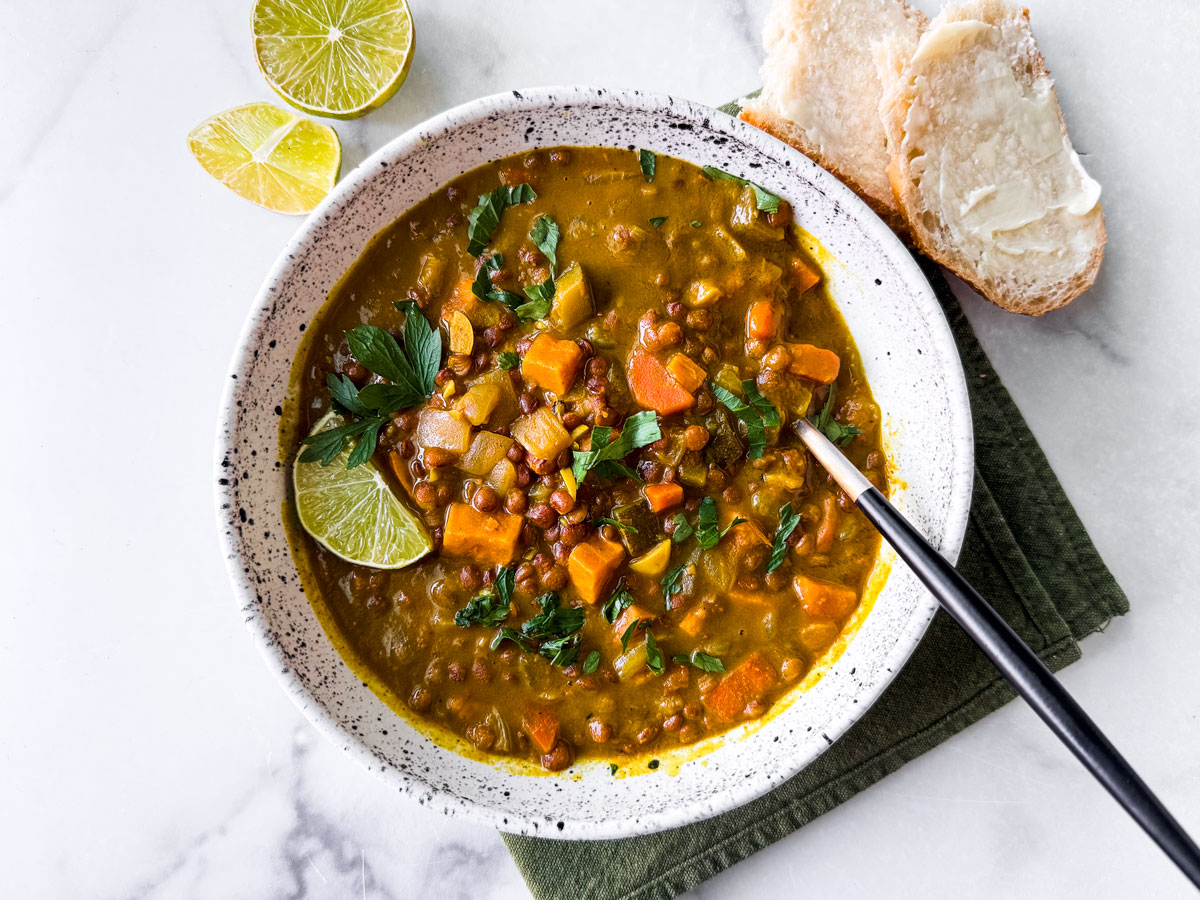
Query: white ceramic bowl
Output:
[[215, 86, 973, 839]]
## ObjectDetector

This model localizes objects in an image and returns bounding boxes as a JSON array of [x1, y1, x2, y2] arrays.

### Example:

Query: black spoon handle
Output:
[[855, 487, 1200, 887]]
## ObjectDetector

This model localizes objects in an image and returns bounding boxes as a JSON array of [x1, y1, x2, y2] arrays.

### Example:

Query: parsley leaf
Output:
[[690, 220, 701, 228], [453, 567, 515, 627], [467, 183, 536, 256], [609, 762, 618, 775], [571, 410, 662, 486], [473, 252, 553, 323], [700, 166, 784, 214], [491, 626, 534, 653], [649, 216, 667, 228], [521, 591, 584, 639], [670, 513, 693, 543], [619, 618, 644, 654], [593, 516, 637, 534], [471, 253, 504, 303], [601, 579, 635, 624], [529, 215, 560, 270], [693, 497, 746, 550], [645, 631, 665, 675], [711, 381, 779, 460], [299, 416, 382, 467], [660, 564, 686, 600], [393, 301, 441, 396], [515, 275, 554, 322], [672, 651, 726, 673], [539, 634, 580, 667], [638, 149, 656, 182], [326, 372, 370, 417], [810, 381, 863, 447], [767, 502, 801, 574], [345, 324, 423, 401], [497, 351, 520, 370], [743, 380, 781, 428], [583, 650, 601, 674]]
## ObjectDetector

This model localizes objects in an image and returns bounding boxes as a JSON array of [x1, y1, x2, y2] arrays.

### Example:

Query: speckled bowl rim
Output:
[[216, 86, 973, 839]]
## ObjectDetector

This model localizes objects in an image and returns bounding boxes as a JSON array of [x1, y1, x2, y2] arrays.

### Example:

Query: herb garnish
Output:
[[522, 591, 585, 639], [672, 650, 726, 673], [529, 215, 560, 270], [638, 149, 656, 182], [583, 650, 601, 674], [601, 579, 635, 624], [689, 220, 701, 228], [693, 497, 746, 550], [472, 252, 552, 323], [571, 410, 662, 486], [810, 382, 862, 447], [539, 634, 580, 667], [300, 303, 442, 468], [669, 513, 693, 543], [609, 763, 618, 775], [497, 351, 520, 369], [454, 567, 515, 627], [766, 502, 801, 574], [649, 216, 667, 228], [700, 166, 783, 215], [660, 564, 686, 600], [467, 183, 536, 256], [491, 626, 533, 652], [594, 516, 637, 535], [645, 631, 665, 675], [711, 380, 780, 460], [517, 275, 555, 321], [619, 618, 645, 653]]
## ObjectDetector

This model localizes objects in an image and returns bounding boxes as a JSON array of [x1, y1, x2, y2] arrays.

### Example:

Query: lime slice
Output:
[[252, 0, 415, 119], [188, 102, 340, 215], [293, 412, 432, 569]]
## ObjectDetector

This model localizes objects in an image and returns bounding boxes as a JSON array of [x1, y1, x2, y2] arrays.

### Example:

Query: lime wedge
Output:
[[188, 102, 340, 215], [252, 0, 415, 119], [293, 412, 432, 569]]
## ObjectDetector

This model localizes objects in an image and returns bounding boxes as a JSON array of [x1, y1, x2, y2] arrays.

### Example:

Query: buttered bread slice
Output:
[[875, 0, 1105, 314]]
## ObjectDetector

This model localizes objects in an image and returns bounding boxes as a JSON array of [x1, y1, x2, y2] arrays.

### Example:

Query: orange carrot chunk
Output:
[[612, 603, 656, 640], [522, 706, 560, 754], [568, 537, 627, 604], [521, 332, 585, 396], [793, 574, 859, 618], [789, 258, 821, 292], [746, 300, 778, 341], [665, 353, 707, 393], [643, 482, 684, 513], [785, 343, 841, 385], [628, 352, 695, 415], [706, 654, 778, 722], [441, 503, 523, 566]]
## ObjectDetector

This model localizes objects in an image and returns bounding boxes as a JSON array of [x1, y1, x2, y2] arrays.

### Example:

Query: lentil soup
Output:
[[287, 146, 887, 772]]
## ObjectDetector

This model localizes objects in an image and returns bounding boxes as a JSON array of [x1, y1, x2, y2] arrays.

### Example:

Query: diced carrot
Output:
[[441, 503, 523, 566], [793, 574, 858, 618], [785, 343, 841, 385], [628, 352, 695, 415], [731, 520, 772, 549], [746, 300, 778, 341], [643, 482, 684, 513], [568, 537, 626, 604], [677, 605, 708, 637], [665, 353, 707, 393], [510, 406, 572, 461], [521, 332, 584, 396], [613, 603, 655, 640], [706, 654, 778, 722], [816, 495, 838, 553], [522, 706, 560, 754], [789, 257, 821, 292]]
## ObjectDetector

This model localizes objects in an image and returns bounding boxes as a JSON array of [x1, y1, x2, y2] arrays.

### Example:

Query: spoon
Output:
[[794, 417, 1200, 888]]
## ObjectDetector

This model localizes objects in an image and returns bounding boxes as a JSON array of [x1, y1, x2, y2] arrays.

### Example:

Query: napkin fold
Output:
[[502, 245, 1128, 900]]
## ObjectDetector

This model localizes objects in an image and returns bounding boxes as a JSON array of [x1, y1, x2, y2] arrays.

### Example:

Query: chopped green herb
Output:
[[670, 513, 693, 543], [647, 759, 660, 770], [810, 381, 863, 447], [583, 650, 601, 674], [529, 214, 560, 270], [601, 579, 635, 624], [660, 564, 686, 600], [711, 380, 779, 460], [471, 252, 504, 303], [571, 410, 662, 485], [766, 502, 801, 574], [466, 183, 536, 256], [521, 591, 585, 639], [491, 626, 533, 653], [326, 372, 370, 417], [693, 497, 746, 550], [689, 220, 701, 228], [299, 416, 385, 468], [454, 567, 515, 627], [671, 650, 726, 673], [515, 275, 555, 321], [497, 351, 520, 369], [743, 380, 781, 428], [638, 149, 656, 182], [593, 516, 637, 534], [645, 631, 665, 675], [649, 216, 667, 228], [539, 633, 580, 667], [609, 763, 618, 775], [700, 165, 784, 215], [619, 618, 643, 654]]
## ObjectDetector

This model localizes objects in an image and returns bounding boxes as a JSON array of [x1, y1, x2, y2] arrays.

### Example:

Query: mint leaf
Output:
[[766, 502, 801, 574], [601, 579, 635, 624], [711, 382, 779, 460], [638, 149, 655, 182], [810, 381, 863, 447], [693, 497, 745, 550], [670, 513, 693, 543], [660, 564, 685, 600], [645, 631, 665, 675], [671, 651, 725, 673], [529, 215, 560, 271], [583, 650, 601, 674], [649, 216, 667, 228], [700, 166, 783, 214], [572, 410, 662, 486]]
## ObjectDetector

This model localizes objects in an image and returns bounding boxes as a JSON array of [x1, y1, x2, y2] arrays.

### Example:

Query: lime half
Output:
[[188, 102, 340, 214], [252, 0, 415, 119], [293, 413, 432, 569]]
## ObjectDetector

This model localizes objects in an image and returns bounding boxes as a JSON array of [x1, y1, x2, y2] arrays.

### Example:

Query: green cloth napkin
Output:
[[503, 239, 1129, 898]]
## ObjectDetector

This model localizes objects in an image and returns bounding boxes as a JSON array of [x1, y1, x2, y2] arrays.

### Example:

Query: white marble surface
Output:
[[2, 0, 1198, 897]]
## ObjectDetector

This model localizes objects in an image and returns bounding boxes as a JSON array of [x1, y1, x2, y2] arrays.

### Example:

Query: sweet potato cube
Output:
[[522, 707, 560, 754], [510, 406, 572, 462], [441, 503, 523, 566], [706, 654, 778, 722], [665, 353, 707, 394], [793, 574, 858, 618], [628, 352, 695, 415], [785, 343, 841, 385], [789, 257, 821, 293], [568, 537, 626, 604], [643, 482, 684, 513], [521, 332, 584, 396], [677, 605, 708, 637]]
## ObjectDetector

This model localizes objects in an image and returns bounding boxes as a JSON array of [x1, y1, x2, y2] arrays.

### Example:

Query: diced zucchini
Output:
[[611, 501, 660, 557], [511, 407, 572, 461], [629, 539, 672, 578], [456, 382, 501, 426], [703, 407, 744, 469], [459, 430, 513, 477], [615, 641, 649, 681], [416, 409, 472, 455], [676, 457, 707, 489]]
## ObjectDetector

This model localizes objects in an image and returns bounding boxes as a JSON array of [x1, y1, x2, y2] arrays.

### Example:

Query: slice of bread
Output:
[[874, 0, 1105, 315], [740, 0, 926, 231]]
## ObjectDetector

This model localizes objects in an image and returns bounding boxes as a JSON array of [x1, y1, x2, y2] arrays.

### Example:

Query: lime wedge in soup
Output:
[[293, 412, 431, 569]]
